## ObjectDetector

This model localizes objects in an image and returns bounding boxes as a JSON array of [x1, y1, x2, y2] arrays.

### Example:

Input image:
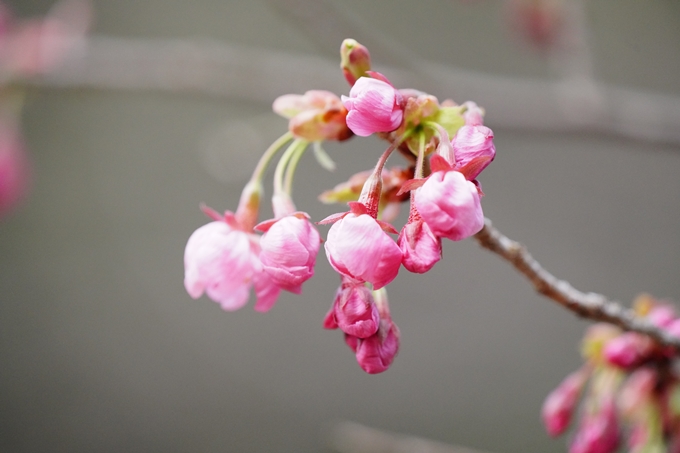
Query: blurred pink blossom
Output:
[[184, 213, 281, 312], [0, 119, 29, 218]]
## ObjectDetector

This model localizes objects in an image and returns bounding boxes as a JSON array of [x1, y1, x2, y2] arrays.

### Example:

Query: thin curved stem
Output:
[[473, 218, 680, 350]]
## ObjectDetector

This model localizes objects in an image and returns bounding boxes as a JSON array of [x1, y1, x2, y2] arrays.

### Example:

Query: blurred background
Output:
[[1, 1, 679, 452]]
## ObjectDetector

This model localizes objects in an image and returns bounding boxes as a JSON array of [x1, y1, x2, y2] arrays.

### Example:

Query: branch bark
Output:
[[474, 218, 680, 350]]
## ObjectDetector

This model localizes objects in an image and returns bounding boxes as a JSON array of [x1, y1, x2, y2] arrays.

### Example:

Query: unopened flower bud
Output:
[[452, 125, 496, 180], [355, 317, 400, 374], [542, 367, 590, 437], [324, 211, 402, 290], [570, 397, 619, 453], [414, 170, 484, 241], [332, 281, 380, 338], [398, 217, 442, 274], [603, 333, 654, 369], [340, 39, 371, 86], [257, 212, 320, 294], [341, 76, 404, 137]]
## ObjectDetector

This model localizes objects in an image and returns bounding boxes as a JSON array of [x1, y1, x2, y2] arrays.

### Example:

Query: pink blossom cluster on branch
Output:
[[543, 294, 680, 453], [183, 38, 495, 374]]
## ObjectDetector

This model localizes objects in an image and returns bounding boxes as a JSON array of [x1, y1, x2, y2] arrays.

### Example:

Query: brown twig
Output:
[[474, 218, 680, 351]]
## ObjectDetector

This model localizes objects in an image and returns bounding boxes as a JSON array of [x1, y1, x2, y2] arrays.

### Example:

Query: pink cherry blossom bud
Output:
[[570, 397, 619, 453], [355, 316, 400, 374], [340, 39, 371, 86], [184, 216, 281, 312], [647, 304, 675, 328], [398, 218, 442, 274], [332, 282, 380, 338], [273, 90, 352, 142], [0, 120, 29, 219], [542, 367, 590, 437], [603, 333, 654, 369], [414, 170, 484, 241], [341, 76, 404, 137], [258, 213, 320, 294], [324, 213, 402, 290], [507, 0, 564, 50], [618, 368, 656, 419], [452, 125, 495, 180]]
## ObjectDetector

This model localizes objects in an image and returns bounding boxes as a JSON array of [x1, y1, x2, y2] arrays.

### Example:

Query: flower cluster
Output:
[[542, 294, 680, 453], [183, 39, 495, 373]]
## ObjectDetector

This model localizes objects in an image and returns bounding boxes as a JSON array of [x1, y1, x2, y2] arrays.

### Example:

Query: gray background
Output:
[[1, 1, 679, 452]]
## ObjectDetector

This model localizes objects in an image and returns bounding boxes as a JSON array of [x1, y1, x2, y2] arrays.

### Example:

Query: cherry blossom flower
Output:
[[570, 397, 620, 453], [256, 212, 320, 294], [325, 278, 380, 338], [398, 217, 442, 274], [452, 124, 496, 180], [184, 212, 281, 312], [341, 76, 404, 137], [323, 203, 402, 290], [344, 288, 400, 374], [414, 169, 484, 241]]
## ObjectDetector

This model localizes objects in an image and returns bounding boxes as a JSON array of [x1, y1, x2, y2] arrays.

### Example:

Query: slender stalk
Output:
[[283, 141, 307, 195], [358, 132, 411, 218], [474, 218, 680, 350], [250, 131, 293, 185], [273, 138, 304, 195]]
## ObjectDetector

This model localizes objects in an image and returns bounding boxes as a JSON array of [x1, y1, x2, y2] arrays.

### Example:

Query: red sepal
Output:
[[430, 153, 454, 173], [317, 211, 348, 225], [456, 155, 493, 181], [365, 71, 393, 85], [377, 219, 398, 235], [396, 178, 427, 196], [200, 203, 222, 221]]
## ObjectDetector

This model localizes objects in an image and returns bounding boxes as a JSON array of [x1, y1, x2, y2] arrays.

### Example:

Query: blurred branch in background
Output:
[[328, 421, 495, 453], [29, 35, 680, 146]]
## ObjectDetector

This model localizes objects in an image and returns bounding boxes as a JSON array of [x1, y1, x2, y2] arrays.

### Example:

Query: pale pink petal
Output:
[[398, 219, 442, 274], [341, 77, 403, 136], [325, 213, 402, 290], [259, 215, 320, 292], [452, 125, 495, 179], [415, 171, 484, 241]]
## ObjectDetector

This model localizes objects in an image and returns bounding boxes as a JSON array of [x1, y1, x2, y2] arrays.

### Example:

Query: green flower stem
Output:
[[283, 141, 309, 195], [236, 131, 293, 230], [273, 139, 306, 196], [250, 131, 294, 185]]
